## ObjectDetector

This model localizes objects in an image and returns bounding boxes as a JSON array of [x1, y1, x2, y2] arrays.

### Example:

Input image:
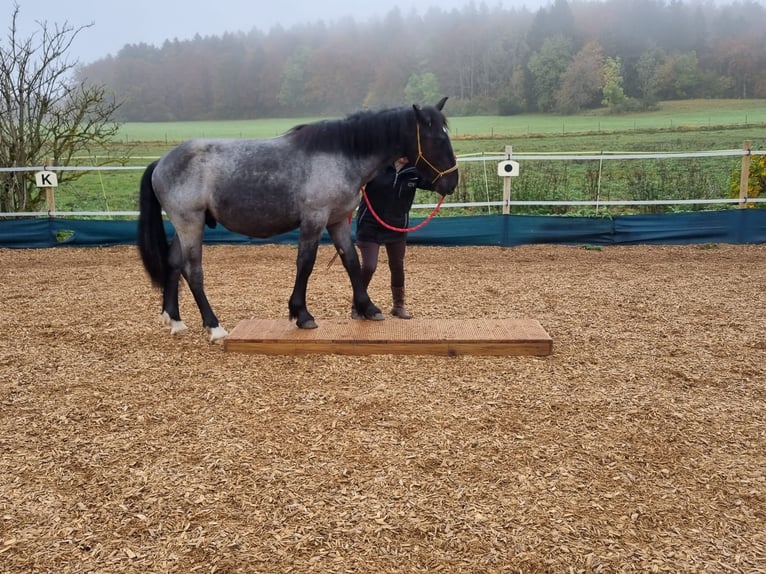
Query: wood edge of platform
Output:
[[223, 317, 553, 356], [223, 340, 553, 356]]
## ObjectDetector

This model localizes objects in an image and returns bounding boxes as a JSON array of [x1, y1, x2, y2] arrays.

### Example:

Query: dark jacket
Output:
[[356, 164, 421, 244]]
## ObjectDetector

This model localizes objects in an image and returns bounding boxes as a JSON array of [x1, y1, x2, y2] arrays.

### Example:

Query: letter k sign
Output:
[[35, 171, 58, 187]]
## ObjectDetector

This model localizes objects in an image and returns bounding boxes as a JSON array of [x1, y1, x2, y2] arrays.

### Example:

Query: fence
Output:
[[1, 145, 765, 248], [1, 144, 763, 216], [437, 142, 764, 215], [3, 209, 766, 249]]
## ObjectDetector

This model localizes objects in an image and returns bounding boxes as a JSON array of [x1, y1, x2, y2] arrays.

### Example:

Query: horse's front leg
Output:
[[289, 228, 322, 329], [326, 219, 384, 321]]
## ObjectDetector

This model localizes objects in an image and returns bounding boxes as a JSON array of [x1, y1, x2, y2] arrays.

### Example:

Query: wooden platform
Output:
[[223, 318, 552, 356]]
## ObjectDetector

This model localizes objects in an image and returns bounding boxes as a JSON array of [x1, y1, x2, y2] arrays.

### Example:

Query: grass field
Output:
[[51, 100, 766, 215], [116, 100, 766, 143]]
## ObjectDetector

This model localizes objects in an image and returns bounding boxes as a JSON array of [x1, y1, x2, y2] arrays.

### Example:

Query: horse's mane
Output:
[[287, 106, 417, 156]]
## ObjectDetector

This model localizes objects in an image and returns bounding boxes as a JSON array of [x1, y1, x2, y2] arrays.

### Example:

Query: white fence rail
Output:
[[1, 147, 764, 217]]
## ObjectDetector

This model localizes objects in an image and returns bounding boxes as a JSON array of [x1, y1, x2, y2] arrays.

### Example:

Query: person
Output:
[[354, 157, 422, 320]]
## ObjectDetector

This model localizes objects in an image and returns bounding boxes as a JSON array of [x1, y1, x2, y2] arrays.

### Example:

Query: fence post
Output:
[[739, 140, 752, 209], [502, 145, 512, 215], [45, 158, 56, 215]]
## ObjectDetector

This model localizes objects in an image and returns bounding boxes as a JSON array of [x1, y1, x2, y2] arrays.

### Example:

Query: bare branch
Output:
[[1, 3, 119, 212]]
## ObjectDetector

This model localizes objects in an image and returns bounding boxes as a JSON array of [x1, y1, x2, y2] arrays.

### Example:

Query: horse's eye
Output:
[[443, 127, 449, 135]]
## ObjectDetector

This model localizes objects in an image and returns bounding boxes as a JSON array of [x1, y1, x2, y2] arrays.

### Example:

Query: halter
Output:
[[413, 122, 459, 185]]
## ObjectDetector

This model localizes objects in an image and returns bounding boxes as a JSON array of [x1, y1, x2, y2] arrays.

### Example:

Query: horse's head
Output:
[[407, 97, 459, 196]]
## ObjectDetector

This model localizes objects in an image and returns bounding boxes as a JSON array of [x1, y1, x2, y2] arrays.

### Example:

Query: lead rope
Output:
[[360, 185, 444, 233], [326, 187, 445, 269]]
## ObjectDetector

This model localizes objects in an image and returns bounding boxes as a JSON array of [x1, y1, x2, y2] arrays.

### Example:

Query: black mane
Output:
[[287, 106, 416, 156]]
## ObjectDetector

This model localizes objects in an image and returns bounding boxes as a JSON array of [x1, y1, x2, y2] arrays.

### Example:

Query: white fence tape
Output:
[[1, 148, 764, 216]]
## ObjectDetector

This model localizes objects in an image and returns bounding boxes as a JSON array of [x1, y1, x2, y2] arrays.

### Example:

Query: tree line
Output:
[[75, 0, 765, 121]]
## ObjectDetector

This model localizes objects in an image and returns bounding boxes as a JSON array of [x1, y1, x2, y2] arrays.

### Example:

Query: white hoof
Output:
[[208, 326, 229, 342], [161, 311, 188, 335]]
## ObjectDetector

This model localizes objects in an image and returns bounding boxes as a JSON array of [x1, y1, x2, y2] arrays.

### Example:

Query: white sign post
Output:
[[35, 169, 58, 214], [498, 146, 520, 215]]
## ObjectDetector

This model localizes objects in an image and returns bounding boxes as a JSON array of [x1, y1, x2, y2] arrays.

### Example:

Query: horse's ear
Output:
[[436, 96, 448, 111]]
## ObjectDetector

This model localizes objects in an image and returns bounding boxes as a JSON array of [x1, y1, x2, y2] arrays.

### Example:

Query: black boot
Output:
[[390, 286, 412, 319]]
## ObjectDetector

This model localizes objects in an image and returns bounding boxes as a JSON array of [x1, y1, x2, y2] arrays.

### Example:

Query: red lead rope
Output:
[[360, 185, 445, 233], [328, 187, 445, 269]]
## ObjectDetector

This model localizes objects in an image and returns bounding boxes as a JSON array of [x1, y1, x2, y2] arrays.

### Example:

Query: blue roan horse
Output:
[[137, 98, 458, 341]]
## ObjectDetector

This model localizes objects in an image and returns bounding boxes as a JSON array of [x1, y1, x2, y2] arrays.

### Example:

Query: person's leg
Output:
[[352, 241, 380, 318], [357, 240, 379, 289], [385, 241, 412, 319]]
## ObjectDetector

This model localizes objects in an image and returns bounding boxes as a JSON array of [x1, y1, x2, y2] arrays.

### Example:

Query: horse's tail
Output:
[[137, 160, 169, 288]]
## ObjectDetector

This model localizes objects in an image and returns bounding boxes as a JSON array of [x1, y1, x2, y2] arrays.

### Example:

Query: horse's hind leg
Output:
[[327, 220, 383, 321], [181, 239, 228, 342], [160, 236, 188, 334], [167, 229, 227, 342]]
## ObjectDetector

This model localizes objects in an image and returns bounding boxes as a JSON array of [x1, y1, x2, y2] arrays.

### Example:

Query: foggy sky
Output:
[[11, 0, 549, 64]]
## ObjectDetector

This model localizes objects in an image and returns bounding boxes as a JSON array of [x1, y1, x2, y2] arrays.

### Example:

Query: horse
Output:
[[137, 97, 459, 342]]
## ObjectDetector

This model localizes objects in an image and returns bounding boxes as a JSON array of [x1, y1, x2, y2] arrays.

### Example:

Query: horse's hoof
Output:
[[170, 322, 189, 335], [298, 319, 318, 329], [366, 312, 385, 321], [162, 311, 188, 334], [208, 326, 229, 342]]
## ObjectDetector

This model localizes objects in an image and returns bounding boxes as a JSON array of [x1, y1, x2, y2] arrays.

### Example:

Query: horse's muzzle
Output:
[[434, 170, 459, 196]]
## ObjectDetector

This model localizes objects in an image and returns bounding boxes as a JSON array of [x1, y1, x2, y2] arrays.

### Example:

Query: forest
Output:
[[77, 0, 766, 121]]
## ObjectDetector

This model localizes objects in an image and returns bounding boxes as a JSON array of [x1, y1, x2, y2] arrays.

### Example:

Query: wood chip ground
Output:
[[1, 243, 764, 573]]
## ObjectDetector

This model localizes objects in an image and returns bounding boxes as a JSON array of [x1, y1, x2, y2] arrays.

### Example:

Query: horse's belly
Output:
[[222, 216, 298, 239]]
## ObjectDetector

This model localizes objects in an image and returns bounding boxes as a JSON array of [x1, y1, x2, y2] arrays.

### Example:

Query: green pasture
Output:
[[116, 100, 766, 143], [453, 99, 766, 137], [54, 100, 766, 215], [118, 117, 326, 143]]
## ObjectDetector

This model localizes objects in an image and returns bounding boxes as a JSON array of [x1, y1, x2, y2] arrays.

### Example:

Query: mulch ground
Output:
[[1, 243, 764, 573]]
